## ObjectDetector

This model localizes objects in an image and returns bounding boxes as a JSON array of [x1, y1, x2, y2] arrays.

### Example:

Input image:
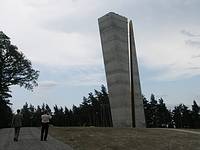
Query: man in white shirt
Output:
[[40, 110, 52, 141]]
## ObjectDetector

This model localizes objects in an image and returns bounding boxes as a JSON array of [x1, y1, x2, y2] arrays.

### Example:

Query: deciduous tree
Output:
[[0, 31, 39, 128]]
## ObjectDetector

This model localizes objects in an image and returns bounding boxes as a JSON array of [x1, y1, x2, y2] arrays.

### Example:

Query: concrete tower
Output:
[[98, 12, 146, 128]]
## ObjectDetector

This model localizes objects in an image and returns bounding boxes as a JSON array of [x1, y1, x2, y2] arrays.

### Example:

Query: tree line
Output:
[[18, 85, 112, 127], [2, 85, 199, 129], [143, 94, 200, 128]]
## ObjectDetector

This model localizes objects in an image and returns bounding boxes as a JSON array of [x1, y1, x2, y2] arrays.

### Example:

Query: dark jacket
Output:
[[12, 114, 23, 127]]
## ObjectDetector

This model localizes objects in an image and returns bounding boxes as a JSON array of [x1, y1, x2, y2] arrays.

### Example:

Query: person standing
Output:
[[41, 110, 52, 141], [12, 109, 23, 142]]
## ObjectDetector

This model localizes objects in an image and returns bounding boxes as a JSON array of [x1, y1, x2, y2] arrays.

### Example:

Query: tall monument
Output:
[[98, 12, 146, 128]]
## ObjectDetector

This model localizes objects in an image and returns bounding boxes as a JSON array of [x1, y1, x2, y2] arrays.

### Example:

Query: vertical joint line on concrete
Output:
[[129, 20, 135, 127]]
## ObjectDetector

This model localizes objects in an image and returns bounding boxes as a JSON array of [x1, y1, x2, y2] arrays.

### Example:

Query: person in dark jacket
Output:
[[12, 109, 23, 142]]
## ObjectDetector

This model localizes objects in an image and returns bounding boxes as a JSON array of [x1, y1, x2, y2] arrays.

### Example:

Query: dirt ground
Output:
[[49, 127, 200, 150]]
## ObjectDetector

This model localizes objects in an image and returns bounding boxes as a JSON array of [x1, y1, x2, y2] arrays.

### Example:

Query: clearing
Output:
[[49, 127, 200, 150]]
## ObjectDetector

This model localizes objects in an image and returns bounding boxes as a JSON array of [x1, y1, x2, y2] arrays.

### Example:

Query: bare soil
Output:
[[49, 127, 200, 150]]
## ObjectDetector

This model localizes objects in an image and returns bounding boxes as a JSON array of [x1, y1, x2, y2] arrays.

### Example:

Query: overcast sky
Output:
[[1, 0, 200, 111]]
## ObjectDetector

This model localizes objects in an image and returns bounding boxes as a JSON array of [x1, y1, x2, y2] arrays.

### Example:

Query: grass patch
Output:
[[187, 129, 200, 132], [49, 127, 200, 150]]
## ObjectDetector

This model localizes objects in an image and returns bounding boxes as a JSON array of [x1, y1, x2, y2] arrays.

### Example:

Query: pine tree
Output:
[[191, 101, 200, 128], [0, 97, 12, 128], [21, 102, 31, 126]]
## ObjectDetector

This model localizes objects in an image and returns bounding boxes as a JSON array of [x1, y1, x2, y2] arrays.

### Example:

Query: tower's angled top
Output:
[[98, 12, 127, 24]]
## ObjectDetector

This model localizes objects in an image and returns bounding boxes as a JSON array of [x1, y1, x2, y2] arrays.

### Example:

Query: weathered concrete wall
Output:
[[129, 21, 146, 128], [98, 12, 146, 128], [98, 12, 132, 127]]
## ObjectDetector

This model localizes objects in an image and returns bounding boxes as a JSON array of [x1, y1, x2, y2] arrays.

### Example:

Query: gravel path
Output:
[[0, 127, 73, 150], [166, 128, 200, 135]]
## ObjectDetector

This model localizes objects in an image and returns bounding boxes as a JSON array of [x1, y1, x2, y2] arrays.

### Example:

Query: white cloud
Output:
[[38, 80, 59, 89], [34, 64, 106, 89], [1, 0, 200, 82], [0, 0, 102, 68], [181, 30, 200, 37], [65, 70, 106, 86], [138, 25, 200, 80], [185, 40, 200, 48]]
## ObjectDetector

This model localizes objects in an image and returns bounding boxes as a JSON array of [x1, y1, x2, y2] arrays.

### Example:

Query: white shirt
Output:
[[41, 114, 52, 123]]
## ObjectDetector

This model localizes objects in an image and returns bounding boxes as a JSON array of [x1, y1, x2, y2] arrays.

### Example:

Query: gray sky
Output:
[[1, 0, 200, 110]]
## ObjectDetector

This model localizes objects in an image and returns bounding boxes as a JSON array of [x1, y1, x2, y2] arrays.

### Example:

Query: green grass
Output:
[[187, 129, 200, 132], [49, 127, 200, 150]]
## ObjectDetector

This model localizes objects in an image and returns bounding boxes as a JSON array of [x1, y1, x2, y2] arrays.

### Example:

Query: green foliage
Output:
[[0, 97, 13, 128], [52, 105, 65, 126], [58, 85, 112, 127], [21, 102, 32, 126], [171, 101, 200, 128], [0, 31, 39, 128], [16, 85, 112, 127], [144, 95, 200, 128], [5, 86, 200, 129], [191, 100, 200, 128], [172, 104, 192, 128], [0, 31, 39, 98], [144, 94, 172, 128], [20, 103, 52, 127]]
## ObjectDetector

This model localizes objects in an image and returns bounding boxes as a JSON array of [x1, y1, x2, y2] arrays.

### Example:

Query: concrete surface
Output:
[[0, 127, 73, 150], [98, 12, 146, 128], [129, 21, 146, 128], [98, 12, 132, 127]]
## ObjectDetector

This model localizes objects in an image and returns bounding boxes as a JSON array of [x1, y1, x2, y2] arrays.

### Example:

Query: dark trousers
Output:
[[14, 127, 20, 141], [41, 123, 49, 140]]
